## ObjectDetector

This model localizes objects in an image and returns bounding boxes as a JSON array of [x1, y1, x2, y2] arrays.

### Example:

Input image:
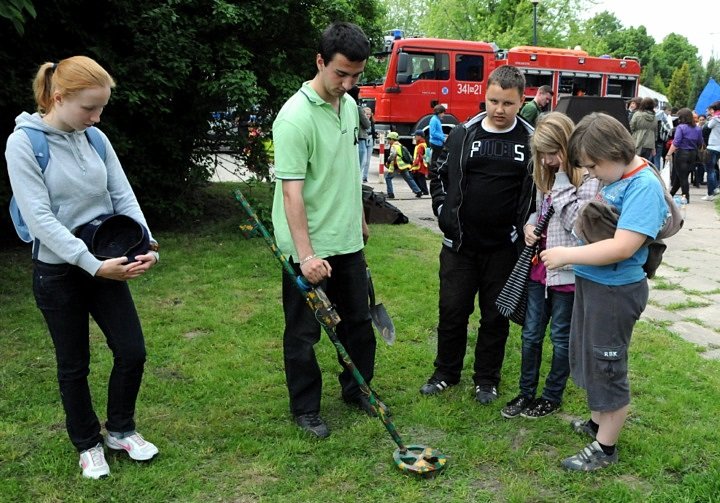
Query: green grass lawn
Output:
[[1, 182, 719, 502]]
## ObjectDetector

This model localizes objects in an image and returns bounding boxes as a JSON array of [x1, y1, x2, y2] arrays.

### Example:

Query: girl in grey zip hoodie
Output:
[[6, 111, 154, 275], [5, 56, 159, 478]]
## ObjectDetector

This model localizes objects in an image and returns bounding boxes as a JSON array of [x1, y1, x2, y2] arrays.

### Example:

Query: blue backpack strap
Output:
[[18, 126, 50, 172], [84, 127, 107, 161], [9, 127, 50, 244]]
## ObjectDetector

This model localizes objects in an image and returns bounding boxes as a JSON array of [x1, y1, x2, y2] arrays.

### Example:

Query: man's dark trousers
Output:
[[281, 250, 376, 416]]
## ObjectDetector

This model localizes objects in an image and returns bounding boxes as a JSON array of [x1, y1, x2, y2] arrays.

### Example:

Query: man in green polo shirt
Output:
[[271, 21, 375, 439], [520, 85, 553, 127]]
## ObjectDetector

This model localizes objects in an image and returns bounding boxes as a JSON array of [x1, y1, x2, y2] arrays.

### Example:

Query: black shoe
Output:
[[475, 384, 498, 404], [415, 192, 423, 198], [419, 376, 458, 395], [500, 394, 534, 419], [422, 191, 429, 195], [520, 397, 560, 418], [294, 413, 330, 439], [343, 394, 381, 417], [387, 193, 395, 199]]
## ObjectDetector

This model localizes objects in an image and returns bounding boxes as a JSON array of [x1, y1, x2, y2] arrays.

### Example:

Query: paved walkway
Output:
[[362, 155, 720, 359]]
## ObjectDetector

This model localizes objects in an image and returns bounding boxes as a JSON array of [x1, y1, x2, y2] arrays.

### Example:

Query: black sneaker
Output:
[[415, 192, 423, 198], [294, 413, 330, 439], [500, 394, 534, 418], [419, 376, 458, 395], [475, 384, 498, 404], [570, 418, 598, 440], [520, 397, 560, 419], [387, 193, 395, 199]]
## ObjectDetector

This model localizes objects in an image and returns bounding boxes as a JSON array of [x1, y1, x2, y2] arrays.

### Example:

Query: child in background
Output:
[[501, 112, 599, 420], [385, 131, 423, 199], [540, 113, 668, 471], [411, 129, 429, 195]]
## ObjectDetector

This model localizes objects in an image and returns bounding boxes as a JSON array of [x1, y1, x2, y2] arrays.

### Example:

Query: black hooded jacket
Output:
[[428, 111, 536, 253]]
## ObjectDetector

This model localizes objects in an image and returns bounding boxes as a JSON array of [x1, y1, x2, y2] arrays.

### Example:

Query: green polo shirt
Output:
[[271, 82, 364, 260], [519, 100, 541, 126]]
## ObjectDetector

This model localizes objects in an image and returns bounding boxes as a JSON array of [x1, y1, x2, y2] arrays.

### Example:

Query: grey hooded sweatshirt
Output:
[[5, 112, 154, 276]]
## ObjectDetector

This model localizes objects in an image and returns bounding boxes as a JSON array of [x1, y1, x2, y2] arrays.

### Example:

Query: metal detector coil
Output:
[[393, 445, 448, 478]]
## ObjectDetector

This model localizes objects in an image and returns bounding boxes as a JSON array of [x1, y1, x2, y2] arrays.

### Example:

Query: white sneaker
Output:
[[700, 195, 716, 201], [713, 187, 720, 195], [79, 443, 110, 479], [105, 432, 159, 461]]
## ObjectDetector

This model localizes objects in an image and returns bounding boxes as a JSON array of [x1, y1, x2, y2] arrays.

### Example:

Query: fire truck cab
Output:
[[359, 34, 640, 141]]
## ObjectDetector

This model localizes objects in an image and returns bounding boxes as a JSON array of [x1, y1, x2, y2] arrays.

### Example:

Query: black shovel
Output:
[[367, 266, 396, 345]]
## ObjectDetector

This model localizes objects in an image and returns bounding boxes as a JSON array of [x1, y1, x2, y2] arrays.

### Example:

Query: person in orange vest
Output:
[[411, 129, 429, 195]]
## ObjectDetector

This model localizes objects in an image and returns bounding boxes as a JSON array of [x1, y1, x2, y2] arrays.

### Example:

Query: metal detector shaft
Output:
[[235, 190, 408, 453]]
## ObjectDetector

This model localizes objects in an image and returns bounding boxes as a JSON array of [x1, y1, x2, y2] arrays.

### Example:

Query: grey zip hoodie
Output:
[[5, 112, 153, 275]]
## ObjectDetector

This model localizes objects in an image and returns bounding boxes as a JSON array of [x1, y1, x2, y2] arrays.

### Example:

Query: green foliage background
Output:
[[0, 0, 385, 235], [1, 0, 718, 243]]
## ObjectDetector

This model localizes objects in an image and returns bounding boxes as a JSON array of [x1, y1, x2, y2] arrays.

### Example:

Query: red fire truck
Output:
[[359, 35, 641, 139]]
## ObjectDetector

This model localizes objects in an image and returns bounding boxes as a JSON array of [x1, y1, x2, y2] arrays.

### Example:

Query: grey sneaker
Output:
[[520, 398, 560, 419], [562, 441, 618, 471], [475, 384, 498, 404], [419, 376, 458, 396], [500, 394, 534, 418], [570, 419, 598, 440]]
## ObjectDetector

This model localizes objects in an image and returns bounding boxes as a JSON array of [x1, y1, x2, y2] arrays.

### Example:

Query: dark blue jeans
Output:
[[434, 244, 517, 387], [281, 251, 376, 416], [385, 168, 421, 196], [706, 149, 719, 196], [519, 281, 573, 403], [33, 261, 146, 452]]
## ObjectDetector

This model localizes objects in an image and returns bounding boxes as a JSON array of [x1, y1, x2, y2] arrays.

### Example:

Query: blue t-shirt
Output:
[[574, 167, 667, 286], [429, 114, 444, 146]]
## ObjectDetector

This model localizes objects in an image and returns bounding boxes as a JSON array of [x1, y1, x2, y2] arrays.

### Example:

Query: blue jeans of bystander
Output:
[[519, 280, 573, 403], [706, 149, 719, 196], [385, 168, 421, 196], [358, 138, 368, 182]]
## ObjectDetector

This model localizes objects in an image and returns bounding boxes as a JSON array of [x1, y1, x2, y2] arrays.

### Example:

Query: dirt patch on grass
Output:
[[469, 462, 505, 498], [617, 474, 653, 493], [153, 366, 189, 381], [183, 329, 210, 339]]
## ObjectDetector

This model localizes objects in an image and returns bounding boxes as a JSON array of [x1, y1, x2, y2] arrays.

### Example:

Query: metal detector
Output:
[[236, 190, 447, 478]]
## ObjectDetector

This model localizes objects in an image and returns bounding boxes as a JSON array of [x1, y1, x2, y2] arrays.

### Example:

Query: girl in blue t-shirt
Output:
[[540, 113, 668, 472]]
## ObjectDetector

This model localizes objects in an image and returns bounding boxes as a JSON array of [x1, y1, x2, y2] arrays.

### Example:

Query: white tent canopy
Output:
[[638, 85, 670, 108]]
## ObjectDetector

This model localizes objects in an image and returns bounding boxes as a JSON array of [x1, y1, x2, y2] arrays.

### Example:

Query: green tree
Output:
[[568, 10, 621, 56], [421, 0, 583, 50], [650, 75, 667, 96], [0, 0, 384, 230], [667, 62, 692, 108], [0, 0, 35, 34], [649, 33, 701, 85], [604, 26, 655, 66], [378, 0, 423, 37], [706, 56, 720, 84]]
